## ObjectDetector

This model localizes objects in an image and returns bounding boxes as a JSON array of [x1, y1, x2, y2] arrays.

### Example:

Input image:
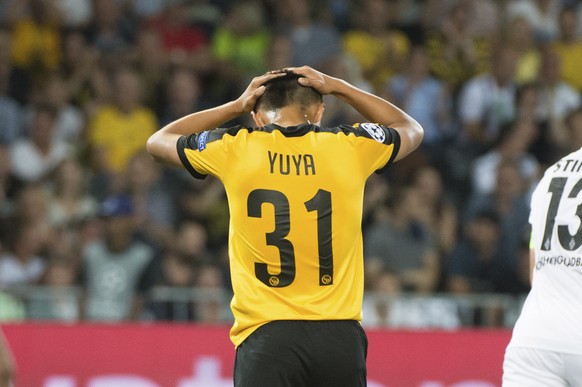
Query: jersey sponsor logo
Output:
[[197, 131, 209, 151], [536, 255, 582, 270], [360, 123, 386, 143]]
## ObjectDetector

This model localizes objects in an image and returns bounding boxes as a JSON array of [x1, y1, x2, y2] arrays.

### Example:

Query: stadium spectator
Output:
[[172, 220, 217, 280], [549, 6, 582, 92], [9, 104, 71, 184], [265, 33, 294, 75], [54, 0, 92, 29], [499, 15, 541, 85], [457, 44, 519, 155], [211, 1, 271, 83], [464, 160, 532, 270], [410, 165, 459, 259], [127, 28, 169, 114], [58, 30, 103, 113], [145, 0, 209, 59], [506, 0, 561, 43], [34, 256, 80, 321], [46, 158, 97, 229], [0, 30, 22, 144], [382, 45, 453, 160], [470, 120, 539, 197], [278, 0, 342, 69], [85, 0, 137, 63], [124, 151, 177, 247], [150, 249, 196, 321], [4, 0, 63, 89], [343, 0, 411, 92], [446, 210, 518, 295], [364, 185, 439, 293], [531, 48, 581, 162], [425, 0, 491, 96], [173, 175, 227, 246], [0, 217, 47, 289], [158, 68, 203, 127], [0, 145, 20, 217], [86, 67, 157, 178], [11, 183, 54, 258], [565, 107, 582, 152], [29, 73, 86, 145], [320, 53, 372, 127], [80, 194, 158, 321], [194, 263, 229, 323], [149, 219, 219, 322]]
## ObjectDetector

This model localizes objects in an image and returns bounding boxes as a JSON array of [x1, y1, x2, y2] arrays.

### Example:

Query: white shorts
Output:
[[503, 347, 582, 387]]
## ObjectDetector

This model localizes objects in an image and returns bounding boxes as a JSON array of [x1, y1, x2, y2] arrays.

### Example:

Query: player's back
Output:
[[192, 123, 398, 346], [508, 147, 582, 354]]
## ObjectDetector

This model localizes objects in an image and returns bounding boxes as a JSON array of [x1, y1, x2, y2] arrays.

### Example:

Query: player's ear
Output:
[[314, 102, 325, 125], [251, 111, 265, 127]]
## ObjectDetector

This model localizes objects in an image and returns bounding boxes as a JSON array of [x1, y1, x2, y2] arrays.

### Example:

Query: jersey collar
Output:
[[262, 123, 316, 137]]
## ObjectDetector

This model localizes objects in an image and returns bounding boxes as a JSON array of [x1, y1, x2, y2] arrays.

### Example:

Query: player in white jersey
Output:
[[503, 148, 582, 386]]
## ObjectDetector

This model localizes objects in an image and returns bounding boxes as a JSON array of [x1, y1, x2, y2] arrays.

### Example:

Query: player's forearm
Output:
[[331, 79, 424, 160], [159, 100, 244, 136], [147, 100, 244, 166]]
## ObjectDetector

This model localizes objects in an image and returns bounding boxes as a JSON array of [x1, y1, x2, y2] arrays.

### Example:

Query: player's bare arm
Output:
[[287, 65, 424, 162], [146, 72, 286, 166]]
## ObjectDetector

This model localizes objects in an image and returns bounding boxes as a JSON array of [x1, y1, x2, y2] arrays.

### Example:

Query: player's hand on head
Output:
[[284, 66, 336, 95], [237, 72, 286, 113]]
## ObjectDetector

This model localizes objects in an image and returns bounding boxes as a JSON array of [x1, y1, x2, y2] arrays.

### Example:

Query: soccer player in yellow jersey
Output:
[[147, 66, 423, 386]]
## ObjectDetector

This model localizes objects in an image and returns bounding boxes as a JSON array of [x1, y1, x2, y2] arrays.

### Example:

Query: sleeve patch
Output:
[[197, 130, 209, 151], [360, 123, 386, 143]]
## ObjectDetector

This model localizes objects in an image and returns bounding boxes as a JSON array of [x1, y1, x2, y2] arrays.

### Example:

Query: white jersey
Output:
[[507, 148, 582, 355]]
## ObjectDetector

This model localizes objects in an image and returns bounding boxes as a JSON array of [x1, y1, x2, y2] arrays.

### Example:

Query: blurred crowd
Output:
[[0, 0, 582, 327]]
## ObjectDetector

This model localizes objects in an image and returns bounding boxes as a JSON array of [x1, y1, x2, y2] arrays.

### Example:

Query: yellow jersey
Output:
[[177, 123, 400, 346]]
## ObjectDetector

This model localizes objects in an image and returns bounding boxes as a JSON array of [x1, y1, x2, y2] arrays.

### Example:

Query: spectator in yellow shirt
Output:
[[87, 68, 157, 175], [550, 6, 582, 92], [6, 0, 62, 88], [343, 0, 410, 92]]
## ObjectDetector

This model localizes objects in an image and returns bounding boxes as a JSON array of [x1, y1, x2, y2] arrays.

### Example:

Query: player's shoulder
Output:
[[181, 125, 252, 151], [336, 123, 400, 146]]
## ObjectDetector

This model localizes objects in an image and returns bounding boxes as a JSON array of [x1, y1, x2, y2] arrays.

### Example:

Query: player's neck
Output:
[[266, 106, 311, 127]]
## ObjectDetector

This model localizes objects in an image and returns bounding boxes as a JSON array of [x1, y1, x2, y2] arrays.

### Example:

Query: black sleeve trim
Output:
[[375, 127, 401, 174], [177, 135, 208, 180]]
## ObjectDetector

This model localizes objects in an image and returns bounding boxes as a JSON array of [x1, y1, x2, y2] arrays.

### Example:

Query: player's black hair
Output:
[[253, 72, 322, 113]]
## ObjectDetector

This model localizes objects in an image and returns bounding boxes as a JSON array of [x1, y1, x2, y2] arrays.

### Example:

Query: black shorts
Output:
[[234, 320, 368, 387]]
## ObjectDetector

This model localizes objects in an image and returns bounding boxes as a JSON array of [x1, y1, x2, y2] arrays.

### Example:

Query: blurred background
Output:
[[0, 0, 582, 332]]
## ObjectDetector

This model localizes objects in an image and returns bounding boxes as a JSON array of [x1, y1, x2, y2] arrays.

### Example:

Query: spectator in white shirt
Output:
[[9, 104, 70, 184]]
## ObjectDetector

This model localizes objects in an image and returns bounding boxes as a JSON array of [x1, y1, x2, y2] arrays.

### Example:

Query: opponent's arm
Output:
[[147, 72, 285, 166], [287, 66, 424, 162]]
